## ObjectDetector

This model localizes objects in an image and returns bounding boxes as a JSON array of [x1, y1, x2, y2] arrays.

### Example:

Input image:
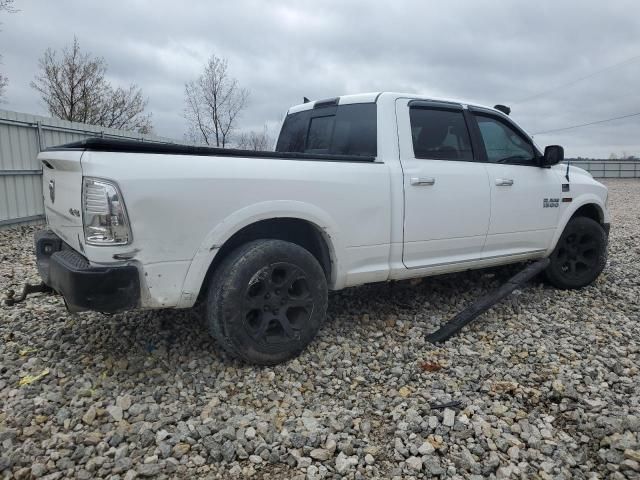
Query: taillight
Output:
[[82, 177, 132, 246]]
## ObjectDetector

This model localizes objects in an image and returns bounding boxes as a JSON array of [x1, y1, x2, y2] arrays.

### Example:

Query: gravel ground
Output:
[[1, 179, 639, 480]]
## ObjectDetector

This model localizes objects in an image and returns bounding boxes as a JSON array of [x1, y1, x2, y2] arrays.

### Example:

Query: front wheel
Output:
[[206, 239, 328, 365], [545, 216, 608, 289]]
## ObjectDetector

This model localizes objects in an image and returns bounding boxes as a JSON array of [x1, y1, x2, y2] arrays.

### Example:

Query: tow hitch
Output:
[[426, 258, 550, 343], [4, 282, 53, 307]]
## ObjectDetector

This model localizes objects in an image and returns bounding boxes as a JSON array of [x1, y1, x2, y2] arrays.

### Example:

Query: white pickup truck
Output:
[[35, 92, 610, 364]]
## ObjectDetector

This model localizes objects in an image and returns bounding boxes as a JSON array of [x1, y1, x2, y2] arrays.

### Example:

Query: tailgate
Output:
[[39, 150, 85, 251]]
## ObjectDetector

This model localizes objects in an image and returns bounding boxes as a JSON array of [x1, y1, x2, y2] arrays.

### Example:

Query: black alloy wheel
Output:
[[243, 262, 314, 345], [545, 216, 607, 289], [554, 231, 598, 280]]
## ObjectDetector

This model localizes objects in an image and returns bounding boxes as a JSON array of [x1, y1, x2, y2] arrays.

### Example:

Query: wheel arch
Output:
[[546, 196, 607, 255], [570, 202, 604, 223], [177, 202, 343, 308], [199, 217, 333, 299]]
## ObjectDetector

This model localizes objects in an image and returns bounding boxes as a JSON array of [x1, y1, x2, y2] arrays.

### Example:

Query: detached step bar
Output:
[[426, 258, 550, 343]]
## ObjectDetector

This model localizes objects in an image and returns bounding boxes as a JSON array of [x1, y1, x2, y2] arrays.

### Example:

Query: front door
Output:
[[396, 99, 491, 269], [470, 110, 563, 257]]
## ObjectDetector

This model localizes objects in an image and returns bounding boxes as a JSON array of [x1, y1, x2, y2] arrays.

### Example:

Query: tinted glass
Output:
[[275, 110, 311, 153], [307, 115, 335, 153], [409, 108, 473, 161], [330, 104, 377, 156], [475, 115, 535, 165], [275, 103, 377, 157]]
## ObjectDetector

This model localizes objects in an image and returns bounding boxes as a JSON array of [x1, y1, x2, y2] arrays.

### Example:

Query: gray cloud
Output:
[[1, 0, 639, 157]]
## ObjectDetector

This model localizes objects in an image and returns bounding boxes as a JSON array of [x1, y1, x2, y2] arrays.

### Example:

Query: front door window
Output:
[[475, 115, 535, 166]]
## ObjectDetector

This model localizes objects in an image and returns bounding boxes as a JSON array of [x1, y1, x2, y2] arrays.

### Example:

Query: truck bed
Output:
[[39, 137, 392, 309], [49, 138, 376, 162]]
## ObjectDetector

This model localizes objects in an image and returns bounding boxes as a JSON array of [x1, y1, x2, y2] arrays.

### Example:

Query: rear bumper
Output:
[[35, 230, 140, 312]]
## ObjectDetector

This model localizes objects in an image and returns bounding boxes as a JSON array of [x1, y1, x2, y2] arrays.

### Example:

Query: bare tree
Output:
[[31, 38, 152, 133], [184, 55, 249, 147], [0, 0, 17, 12], [236, 124, 273, 151], [0, 70, 6, 101], [0, 0, 18, 101]]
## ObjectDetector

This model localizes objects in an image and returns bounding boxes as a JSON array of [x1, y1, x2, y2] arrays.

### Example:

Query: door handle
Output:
[[495, 178, 514, 186], [410, 177, 436, 186]]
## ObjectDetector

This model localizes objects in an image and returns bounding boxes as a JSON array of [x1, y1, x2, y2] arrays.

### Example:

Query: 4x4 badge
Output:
[[48, 179, 55, 204]]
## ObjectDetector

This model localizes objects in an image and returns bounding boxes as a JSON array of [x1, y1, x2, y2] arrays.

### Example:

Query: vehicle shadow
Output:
[[325, 262, 535, 327]]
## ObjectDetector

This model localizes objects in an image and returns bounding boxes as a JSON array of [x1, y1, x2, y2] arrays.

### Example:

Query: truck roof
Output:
[[287, 92, 505, 116]]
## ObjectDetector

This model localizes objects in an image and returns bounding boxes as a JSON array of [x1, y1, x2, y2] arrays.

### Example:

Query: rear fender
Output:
[[177, 200, 343, 308]]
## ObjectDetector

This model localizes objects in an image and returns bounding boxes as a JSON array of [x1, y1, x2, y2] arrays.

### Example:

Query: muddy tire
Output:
[[206, 239, 328, 365]]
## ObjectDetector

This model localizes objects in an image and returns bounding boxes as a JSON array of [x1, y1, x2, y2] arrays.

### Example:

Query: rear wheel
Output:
[[545, 216, 607, 289], [206, 239, 328, 365]]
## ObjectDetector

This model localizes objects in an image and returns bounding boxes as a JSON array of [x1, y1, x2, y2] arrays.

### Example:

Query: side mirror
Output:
[[541, 145, 564, 167]]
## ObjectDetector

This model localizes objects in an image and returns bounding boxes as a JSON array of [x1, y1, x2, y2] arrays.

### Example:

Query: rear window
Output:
[[276, 103, 377, 157], [307, 115, 335, 153]]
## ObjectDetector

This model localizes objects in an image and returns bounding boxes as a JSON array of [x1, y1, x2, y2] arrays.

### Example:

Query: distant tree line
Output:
[[567, 153, 639, 162], [607, 152, 638, 161]]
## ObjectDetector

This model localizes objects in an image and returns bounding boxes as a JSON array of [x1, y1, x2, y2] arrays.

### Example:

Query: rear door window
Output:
[[409, 108, 474, 161], [276, 103, 377, 157]]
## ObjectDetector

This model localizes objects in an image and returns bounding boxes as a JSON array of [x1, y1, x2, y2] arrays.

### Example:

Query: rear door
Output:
[[396, 99, 491, 268], [469, 109, 563, 257]]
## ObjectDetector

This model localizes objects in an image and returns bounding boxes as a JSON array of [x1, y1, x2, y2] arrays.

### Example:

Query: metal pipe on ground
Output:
[[426, 258, 550, 343]]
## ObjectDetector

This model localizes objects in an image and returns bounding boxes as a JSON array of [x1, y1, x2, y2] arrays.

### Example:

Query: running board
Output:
[[426, 258, 550, 343]]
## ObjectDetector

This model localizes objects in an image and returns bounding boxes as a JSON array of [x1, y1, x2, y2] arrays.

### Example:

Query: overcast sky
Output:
[[1, 0, 639, 158]]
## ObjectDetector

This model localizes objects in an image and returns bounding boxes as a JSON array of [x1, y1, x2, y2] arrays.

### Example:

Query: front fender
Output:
[[545, 194, 608, 255], [177, 200, 344, 308]]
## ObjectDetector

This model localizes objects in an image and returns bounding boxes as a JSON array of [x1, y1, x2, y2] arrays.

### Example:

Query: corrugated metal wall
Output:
[[570, 160, 640, 178], [0, 109, 175, 228]]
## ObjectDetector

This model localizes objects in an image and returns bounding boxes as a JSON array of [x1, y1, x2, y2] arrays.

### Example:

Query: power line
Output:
[[512, 54, 640, 105], [533, 111, 640, 135]]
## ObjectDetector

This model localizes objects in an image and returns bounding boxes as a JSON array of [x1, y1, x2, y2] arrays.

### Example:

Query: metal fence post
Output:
[[36, 121, 44, 151]]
